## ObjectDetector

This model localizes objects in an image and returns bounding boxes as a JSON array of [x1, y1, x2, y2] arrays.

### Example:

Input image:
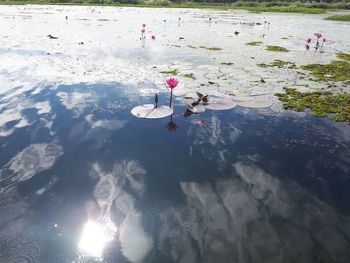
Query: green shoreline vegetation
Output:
[[1, 1, 350, 14], [325, 14, 350, 21]]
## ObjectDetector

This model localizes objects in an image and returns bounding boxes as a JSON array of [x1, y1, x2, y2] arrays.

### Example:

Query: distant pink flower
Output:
[[306, 38, 312, 43], [305, 44, 310, 50], [315, 33, 322, 39], [209, 18, 212, 21], [178, 17, 181, 21], [141, 29, 145, 33], [322, 38, 327, 42], [163, 19, 166, 22], [264, 20, 267, 23], [142, 24, 146, 27], [151, 35, 156, 40], [166, 78, 179, 89]]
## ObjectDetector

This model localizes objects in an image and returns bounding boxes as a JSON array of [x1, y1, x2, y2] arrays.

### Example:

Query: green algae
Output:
[[257, 60, 296, 69], [160, 69, 178, 75], [265, 46, 289, 52], [275, 88, 350, 123], [300, 61, 350, 81], [245, 42, 263, 46], [337, 53, 350, 62]]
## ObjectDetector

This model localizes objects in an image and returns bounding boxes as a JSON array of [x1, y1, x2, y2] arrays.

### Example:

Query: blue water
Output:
[[1, 82, 350, 263]]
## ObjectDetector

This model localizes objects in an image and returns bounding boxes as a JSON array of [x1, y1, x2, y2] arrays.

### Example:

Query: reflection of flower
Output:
[[166, 78, 179, 107], [165, 115, 179, 132]]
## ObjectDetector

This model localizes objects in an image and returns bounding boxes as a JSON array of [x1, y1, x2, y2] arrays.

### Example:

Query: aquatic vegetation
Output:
[[131, 104, 173, 119], [204, 98, 236, 110], [187, 45, 197, 49], [325, 15, 350, 22], [160, 69, 178, 75], [275, 88, 350, 123], [257, 60, 296, 69], [300, 61, 350, 81], [337, 53, 350, 62], [183, 73, 195, 79], [199, 46, 222, 51], [245, 42, 263, 46], [220, 62, 234, 65], [166, 78, 179, 107], [265, 46, 289, 52], [305, 38, 312, 50]]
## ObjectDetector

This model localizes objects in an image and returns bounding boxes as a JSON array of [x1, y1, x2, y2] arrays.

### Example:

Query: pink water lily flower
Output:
[[306, 38, 312, 43], [315, 33, 322, 39], [163, 19, 166, 22], [305, 44, 310, 50], [166, 78, 179, 89], [166, 78, 179, 107], [323, 38, 327, 42], [142, 24, 146, 27], [151, 35, 156, 40], [141, 29, 145, 33]]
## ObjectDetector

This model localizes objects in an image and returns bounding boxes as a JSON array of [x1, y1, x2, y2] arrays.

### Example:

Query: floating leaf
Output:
[[236, 100, 272, 109], [131, 104, 173, 119], [204, 98, 237, 110]]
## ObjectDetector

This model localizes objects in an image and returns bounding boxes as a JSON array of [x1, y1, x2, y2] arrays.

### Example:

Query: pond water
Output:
[[0, 5, 350, 263]]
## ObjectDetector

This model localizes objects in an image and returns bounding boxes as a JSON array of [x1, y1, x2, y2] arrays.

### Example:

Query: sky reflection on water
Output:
[[0, 82, 350, 263]]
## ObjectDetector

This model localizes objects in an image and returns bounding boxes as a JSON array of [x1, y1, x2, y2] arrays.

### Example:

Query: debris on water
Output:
[[47, 34, 58, 39]]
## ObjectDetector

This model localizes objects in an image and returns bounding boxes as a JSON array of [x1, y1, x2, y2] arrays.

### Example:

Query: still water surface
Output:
[[1, 82, 350, 263]]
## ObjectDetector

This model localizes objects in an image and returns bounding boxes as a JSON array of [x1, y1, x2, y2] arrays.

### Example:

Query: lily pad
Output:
[[204, 98, 237, 110], [131, 104, 173, 119], [236, 100, 273, 109]]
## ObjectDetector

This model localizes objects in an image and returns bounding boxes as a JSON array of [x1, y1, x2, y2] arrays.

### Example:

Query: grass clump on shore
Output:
[[275, 88, 350, 123], [325, 15, 350, 22], [265, 46, 289, 52], [337, 53, 350, 61], [300, 61, 350, 81], [257, 60, 296, 69], [246, 42, 263, 46]]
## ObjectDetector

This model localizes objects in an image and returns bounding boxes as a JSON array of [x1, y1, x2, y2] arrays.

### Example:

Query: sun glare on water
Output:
[[78, 219, 117, 258]]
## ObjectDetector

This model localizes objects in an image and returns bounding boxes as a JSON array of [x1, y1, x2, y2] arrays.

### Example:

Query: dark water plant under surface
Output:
[[275, 88, 350, 123]]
